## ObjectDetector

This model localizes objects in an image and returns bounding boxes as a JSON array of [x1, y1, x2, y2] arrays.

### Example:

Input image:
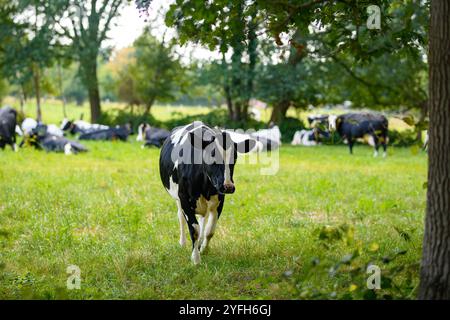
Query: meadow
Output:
[[0, 117, 427, 299], [0, 99, 427, 299]]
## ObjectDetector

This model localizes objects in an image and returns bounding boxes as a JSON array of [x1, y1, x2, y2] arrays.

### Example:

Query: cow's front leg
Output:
[[198, 215, 206, 249], [200, 210, 218, 254], [200, 195, 222, 254]]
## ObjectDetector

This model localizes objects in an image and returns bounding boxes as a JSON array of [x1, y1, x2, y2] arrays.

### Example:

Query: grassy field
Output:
[[0, 134, 427, 299]]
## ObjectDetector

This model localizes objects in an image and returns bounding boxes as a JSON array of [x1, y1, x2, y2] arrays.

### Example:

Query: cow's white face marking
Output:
[[329, 115, 338, 131], [136, 124, 144, 141]]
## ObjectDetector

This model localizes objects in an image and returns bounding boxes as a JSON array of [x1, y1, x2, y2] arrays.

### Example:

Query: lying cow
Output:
[[78, 124, 131, 141], [160, 121, 256, 264], [0, 106, 18, 151], [136, 123, 171, 148], [21, 118, 64, 137], [329, 113, 389, 156], [250, 125, 281, 151], [291, 128, 330, 146], [24, 124, 87, 155], [61, 118, 109, 135]]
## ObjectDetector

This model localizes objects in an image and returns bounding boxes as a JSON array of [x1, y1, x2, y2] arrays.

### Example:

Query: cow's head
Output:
[[188, 127, 256, 194], [328, 115, 340, 132], [136, 123, 150, 141]]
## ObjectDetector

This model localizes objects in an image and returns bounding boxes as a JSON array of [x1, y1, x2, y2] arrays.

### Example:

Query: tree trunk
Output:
[[82, 60, 101, 123], [270, 100, 290, 124], [144, 97, 155, 116], [58, 62, 67, 118], [418, 0, 450, 300], [32, 64, 42, 122]]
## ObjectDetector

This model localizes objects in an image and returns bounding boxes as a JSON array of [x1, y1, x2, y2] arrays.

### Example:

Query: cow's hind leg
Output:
[[187, 218, 201, 264], [371, 135, 379, 157], [381, 135, 388, 157], [176, 200, 186, 247]]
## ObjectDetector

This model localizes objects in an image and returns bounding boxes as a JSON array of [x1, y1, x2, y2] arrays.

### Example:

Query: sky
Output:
[[105, 1, 218, 63]]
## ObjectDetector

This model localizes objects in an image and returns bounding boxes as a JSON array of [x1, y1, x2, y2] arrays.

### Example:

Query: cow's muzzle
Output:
[[222, 183, 235, 194]]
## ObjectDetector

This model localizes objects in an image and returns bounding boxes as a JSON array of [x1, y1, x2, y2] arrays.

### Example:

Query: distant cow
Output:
[[24, 124, 87, 154], [0, 106, 18, 151], [78, 124, 131, 141], [307, 114, 329, 128], [250, 125, 281, 151], [329, 113, 389, 156], [160, 121, 256, 264], [21, 118, 64, 137], [291, 128, 330, 146], [61, 118, 109, 135], [136, 123, 171, 148]]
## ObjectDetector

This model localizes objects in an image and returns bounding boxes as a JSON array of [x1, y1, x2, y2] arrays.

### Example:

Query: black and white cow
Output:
[[291, 128, 330, 146], [24, 124, 88, 154], [159, 121, 256, 264], [21, 118, 64, 137], [61, 118, 109, 135], [329, 113, 389, 156], [136, 123, 171, 148], [307, 114, 329, 128], [0, 106, 18, 151], [78, 124, 131, 141]]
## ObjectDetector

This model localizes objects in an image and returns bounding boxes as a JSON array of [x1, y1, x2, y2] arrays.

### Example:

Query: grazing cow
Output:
[[307, 114, 329, 128], [329, 113, 389, 156], [291, 128, 330, 146], [136, 123, 171, 148], [79, 124, 131, 141], [159, 121, 256, 264], [23, 124, 88, 154], [61, 118, 109, 135], [0, 106, 18, 151]]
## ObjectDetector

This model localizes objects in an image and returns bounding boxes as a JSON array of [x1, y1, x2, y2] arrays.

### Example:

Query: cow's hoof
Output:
[[191, 250, 201, 265], [179, 237, 186, 247]]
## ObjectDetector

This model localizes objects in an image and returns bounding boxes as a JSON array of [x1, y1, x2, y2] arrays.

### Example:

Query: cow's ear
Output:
[[189, 130, 215, 149], [236, 138, 257, 154]]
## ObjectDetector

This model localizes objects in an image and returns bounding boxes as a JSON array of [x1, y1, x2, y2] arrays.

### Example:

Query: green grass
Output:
[[0, 138, 427, 299]]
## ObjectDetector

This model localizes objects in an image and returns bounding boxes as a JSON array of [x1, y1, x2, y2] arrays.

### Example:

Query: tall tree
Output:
[[419, 0, 450, 299], [0, 0, 62, 121], [57, 0, 126, 122]]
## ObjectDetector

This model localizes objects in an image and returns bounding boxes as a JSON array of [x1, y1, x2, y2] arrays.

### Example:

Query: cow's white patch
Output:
[[329, 115, 338, 131], [167, 175, 179, 200], [13, 143, 18, 152], [373, 150, 379, 157], [64, 143, 72, 155], [15, 125, 23, 136], [136, 124, 144, 141]]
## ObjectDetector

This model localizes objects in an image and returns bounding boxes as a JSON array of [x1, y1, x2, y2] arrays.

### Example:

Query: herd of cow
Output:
[[0, 105, 391, 157], [1, 105, 398, 264]]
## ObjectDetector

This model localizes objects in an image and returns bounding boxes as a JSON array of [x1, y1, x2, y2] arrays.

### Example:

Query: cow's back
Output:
[[339, 113, 388, 137]]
